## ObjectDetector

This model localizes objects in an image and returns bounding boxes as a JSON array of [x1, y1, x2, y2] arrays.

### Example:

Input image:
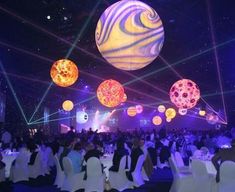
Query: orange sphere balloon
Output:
[[62, 100, 74, 111], [127, 106, 137, 117], [165, 108, 176, 119], [152, 116, 162, 125], [50, 59, 79, 87], [97, 79, 124, 107]]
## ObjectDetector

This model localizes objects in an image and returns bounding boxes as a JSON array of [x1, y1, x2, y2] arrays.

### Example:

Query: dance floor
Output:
[[0, 168, 172, 192]]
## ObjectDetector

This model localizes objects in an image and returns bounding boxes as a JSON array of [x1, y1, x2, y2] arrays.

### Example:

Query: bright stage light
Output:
[[152, 116, 162, 125], [97, 79, 124, 107], [76, 111, 88, 124], [127, 106, 137, 117], [136, 105, 143, 114], [158, 105, 166, 113], [50, 59, 79, 87], [121, 93, 127, 103], [178, 108, 187, 116], [199, 110, 206, 116], [169, 79, 200, 109], [95, 0, 164, 71], [62, 100, 74, 112], [165, 108, 176, 119]]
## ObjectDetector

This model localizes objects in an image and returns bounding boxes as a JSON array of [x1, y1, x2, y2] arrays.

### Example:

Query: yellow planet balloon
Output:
[[95, 0, 164, 71], [127, 106, 137, 117], [50, 59, 79, 87], [62, 100, 74, 111], [165, 108, 176, 119]]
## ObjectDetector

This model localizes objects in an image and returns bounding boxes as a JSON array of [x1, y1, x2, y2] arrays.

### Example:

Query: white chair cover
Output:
[[131, 154, 145, 187], [10, 151, 29, 183], [191, 159, 215, 192], [109, 155, 132, 191], [219, 161, 235, 192], [54, 154, 65, 188], [84, 157, 105, 192], [28, 152, 44, 178], [46, 147, 55, 168], [61, 157, 84, 192], [169, 157, 194, 192]]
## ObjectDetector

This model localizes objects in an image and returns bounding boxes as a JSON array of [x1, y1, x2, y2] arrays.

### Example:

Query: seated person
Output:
[[59, 140, 71, 171], [84, 143, 103, 162], [27, 141, 38, 166], [212, 139, 235, 182], [126, 138, 144, 181], [67, 142, 83, 174], [109, 139, 129, 172]]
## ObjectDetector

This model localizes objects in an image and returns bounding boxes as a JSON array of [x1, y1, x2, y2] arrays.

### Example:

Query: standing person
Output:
[[1, 129, 12, 149]]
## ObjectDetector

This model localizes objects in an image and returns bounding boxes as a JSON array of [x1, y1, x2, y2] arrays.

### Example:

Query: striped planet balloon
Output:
[[95, 0, 164, 71]]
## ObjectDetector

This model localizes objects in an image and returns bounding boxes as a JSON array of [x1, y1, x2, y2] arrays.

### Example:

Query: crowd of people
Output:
[[0, 126, 235, 189]]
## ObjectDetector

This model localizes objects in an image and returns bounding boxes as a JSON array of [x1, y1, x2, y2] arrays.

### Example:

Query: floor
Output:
[[0, 168, 173, 192]]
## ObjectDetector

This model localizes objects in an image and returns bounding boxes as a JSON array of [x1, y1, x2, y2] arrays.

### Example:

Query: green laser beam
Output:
[[0, 61, 28, 123], [28, 82, 53, 122]]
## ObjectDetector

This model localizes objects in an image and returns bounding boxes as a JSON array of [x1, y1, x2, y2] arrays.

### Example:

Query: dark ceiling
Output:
[[0, 0, 235, 127]]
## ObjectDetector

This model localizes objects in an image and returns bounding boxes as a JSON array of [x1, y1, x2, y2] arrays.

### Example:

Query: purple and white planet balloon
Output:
[[95, 0, 164, 71]]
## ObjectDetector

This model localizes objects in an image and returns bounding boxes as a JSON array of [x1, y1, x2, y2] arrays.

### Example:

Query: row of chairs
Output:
[[54, 154, 146, 192], [169, 152, 235, 192]]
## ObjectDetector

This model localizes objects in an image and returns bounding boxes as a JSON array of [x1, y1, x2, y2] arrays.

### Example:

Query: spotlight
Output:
[[63, 16, 68, 21], [46, 15, 51, 20]]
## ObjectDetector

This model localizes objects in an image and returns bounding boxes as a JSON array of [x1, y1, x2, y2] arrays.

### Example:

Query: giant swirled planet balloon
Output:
[[169, 79, 200, 109], [95, 0, 164, 71], [50, 59, 79, 87], [97, 79, 124, 107]]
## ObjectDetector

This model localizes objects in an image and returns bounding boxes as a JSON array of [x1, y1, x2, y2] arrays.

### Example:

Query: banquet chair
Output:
[[54, 154, 65, 188], [219, 161, 235, 192], [173, 152, 191, 173], [169, 157, 194, 192], [109, 155, 132, 191], [84, 157, 105, 192], [131, 154, 145, 187], [0, 167, 5, 182], [193, 150, 202, 158], [28, 152, 44, 178], [171, 153, 191, 174], [191, 159, 215, 192], [61, 157, 84, 192], [11, 152, 29, 183]]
